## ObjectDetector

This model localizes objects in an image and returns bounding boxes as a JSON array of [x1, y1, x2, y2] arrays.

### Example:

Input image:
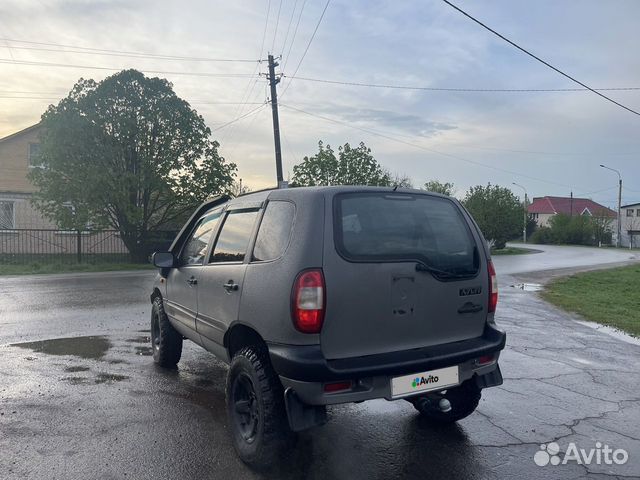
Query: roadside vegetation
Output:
[[530, 213, 612, 246], [490, 246, 538, 255], [542, 264, 640, 337], [0, 262, 155, 276]]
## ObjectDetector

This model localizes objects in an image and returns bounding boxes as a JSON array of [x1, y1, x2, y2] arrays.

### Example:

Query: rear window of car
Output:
[[252, 201, 295, 262], [334, 192, 478, 274]]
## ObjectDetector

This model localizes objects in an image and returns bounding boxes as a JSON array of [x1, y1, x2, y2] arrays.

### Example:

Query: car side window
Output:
[[210, 210, 259, 263], [179, 210, 222, 266], [252, 201, 295, 261]]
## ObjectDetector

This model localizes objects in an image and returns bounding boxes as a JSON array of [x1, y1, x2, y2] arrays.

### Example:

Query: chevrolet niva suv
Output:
[[150, 186, 505, 468]]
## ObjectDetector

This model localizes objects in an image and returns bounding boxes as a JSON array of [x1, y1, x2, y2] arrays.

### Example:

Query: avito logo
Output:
[[412, 375, 439, 388]]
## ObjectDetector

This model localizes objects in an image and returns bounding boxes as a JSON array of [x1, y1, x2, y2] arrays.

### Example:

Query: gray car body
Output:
[[151, 186, 505, 406]]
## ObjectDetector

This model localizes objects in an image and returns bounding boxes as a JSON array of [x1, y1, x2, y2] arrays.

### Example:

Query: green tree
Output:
[[423, 179, 455, 196], [29, 69, 236, 261], [386, 171, 413, 188], [462, 184, 522, 249], [530, 213, 612, 246], [292, 141, 391, 186]]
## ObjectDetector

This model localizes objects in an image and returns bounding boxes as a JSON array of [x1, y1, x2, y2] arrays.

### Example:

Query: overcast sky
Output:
[[1, 0, 639, 208]]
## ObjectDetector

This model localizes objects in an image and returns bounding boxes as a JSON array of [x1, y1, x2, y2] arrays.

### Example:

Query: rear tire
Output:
[[411, 380, 481, 424], [150, 297, 182, 368], [226, 346, 294, 469]]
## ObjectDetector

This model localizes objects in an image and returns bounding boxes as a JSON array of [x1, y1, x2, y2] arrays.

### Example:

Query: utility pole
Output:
[[600, 164, 622, 247], [570, 191, 573, 217], [512, 182, 528, 243], [267, 54, 285, 187]]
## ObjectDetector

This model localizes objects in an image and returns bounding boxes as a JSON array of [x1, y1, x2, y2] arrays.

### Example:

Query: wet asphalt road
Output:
[[1, 245, 639, 479]]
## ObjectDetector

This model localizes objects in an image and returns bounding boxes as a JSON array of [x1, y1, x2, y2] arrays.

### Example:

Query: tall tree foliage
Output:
[[423, 179, 456, 196], [462, 184, 522, 249], [292, 141, 391, 186], [30, 69, 236, 261]]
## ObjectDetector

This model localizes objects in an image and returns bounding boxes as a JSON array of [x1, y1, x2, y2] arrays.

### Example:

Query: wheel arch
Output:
[[225, 323, 268, 359], [150, 287, 162, 304]]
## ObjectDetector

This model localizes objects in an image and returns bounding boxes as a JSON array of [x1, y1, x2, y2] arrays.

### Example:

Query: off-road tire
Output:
[[150, 296, 182, 367], [412, 379, 481, 424], [226, 345, 294, 469]]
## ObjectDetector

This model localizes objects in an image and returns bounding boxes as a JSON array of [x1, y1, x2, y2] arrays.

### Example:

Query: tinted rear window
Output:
[[334, 193, 478, 274]]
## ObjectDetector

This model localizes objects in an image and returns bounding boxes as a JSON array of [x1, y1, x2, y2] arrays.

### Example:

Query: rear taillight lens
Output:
[[477, 354, 495, 365], [292, 269, 325, 333], [488, 260, 498, 313]]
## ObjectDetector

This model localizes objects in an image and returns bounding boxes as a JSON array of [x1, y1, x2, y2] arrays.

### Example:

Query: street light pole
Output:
[[512, 182, 528, 244], [600, 164, 622, 247]]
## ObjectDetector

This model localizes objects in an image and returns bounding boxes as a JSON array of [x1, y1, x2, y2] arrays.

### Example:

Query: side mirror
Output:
[[152, 251, 176, 268]]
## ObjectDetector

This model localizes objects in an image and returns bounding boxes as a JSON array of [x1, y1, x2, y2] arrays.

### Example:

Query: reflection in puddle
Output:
[[510, 283, 543, 292], [12, 336, 111, 360]]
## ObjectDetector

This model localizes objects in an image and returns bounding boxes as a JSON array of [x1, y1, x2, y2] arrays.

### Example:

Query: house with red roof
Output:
[[528, 196, 617, 228]]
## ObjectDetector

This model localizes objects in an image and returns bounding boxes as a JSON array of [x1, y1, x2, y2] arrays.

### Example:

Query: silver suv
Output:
[[150, 186, 505, 468]]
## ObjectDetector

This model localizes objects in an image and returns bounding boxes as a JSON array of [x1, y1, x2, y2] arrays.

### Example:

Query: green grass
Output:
[[491, 246, 539, 255], [0, 262, 155, 276], [542, 264, 640, 337]]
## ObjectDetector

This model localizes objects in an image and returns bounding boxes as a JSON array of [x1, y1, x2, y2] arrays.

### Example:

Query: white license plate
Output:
[[391, 365, 459, 398]]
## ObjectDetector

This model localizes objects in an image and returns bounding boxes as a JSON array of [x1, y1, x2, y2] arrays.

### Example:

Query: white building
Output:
[[621, 202, 640, 248]]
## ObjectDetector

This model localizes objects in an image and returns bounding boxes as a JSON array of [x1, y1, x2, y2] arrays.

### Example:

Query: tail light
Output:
[[488, 260, 498, 313], [292, 269, 325, 333], [477, 354, 495, 365]]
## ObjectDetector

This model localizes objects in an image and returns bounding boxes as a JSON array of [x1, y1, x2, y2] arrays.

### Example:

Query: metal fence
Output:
[[0, 229, 177, 265]]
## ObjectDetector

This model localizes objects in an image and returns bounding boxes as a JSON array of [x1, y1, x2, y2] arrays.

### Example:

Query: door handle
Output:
[[458, 302, 483, 314], [187, 276, 198, 286], [223, 280, 239, 292]]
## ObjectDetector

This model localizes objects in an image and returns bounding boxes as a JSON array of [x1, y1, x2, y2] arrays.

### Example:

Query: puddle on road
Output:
[[135, 346, 153, 356], [12, 336, 111, 360], [510, 283, 543, 292], [126, 336, 150, 344], [64, 366, 91, 373], [95, 373, 129, 384], [62, 376, 92, 385]]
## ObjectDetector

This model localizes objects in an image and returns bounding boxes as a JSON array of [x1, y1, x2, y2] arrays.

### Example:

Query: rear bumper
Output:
[[267, 323, 506, 383]]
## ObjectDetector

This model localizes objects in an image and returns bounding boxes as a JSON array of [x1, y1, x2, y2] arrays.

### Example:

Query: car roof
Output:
[[229, 185, 450, 204]]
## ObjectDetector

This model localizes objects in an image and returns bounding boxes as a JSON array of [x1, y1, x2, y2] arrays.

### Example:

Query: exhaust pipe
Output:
[[415, 396, 452, 413]]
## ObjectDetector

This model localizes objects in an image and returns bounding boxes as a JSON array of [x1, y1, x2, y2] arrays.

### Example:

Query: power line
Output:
[[280, 103, 574, 189], [283, 75, 640, 93], [279, 0, 299, 56], [0, 43, 258, 63], [271, 0, 284, 53], [280, 0, 331, 98], [0, 38, 258, 63], [211, 103, 268, 132], [282, 0, 307, 73], [221, 0, 271, 145], [0, 58, 258, 78], [441, 0, 640, 116]]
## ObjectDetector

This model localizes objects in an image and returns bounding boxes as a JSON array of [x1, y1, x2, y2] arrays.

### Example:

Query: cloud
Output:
[[1, 0, 639, 201]]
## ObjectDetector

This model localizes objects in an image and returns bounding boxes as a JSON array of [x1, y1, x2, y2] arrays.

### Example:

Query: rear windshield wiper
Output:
[[415, 261, 475, 279]]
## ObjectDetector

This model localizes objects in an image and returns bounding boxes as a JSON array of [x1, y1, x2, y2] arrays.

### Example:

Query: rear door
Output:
[[165, 210, 221, 331], [196, 208, 260, 345], [321, 191, 487, 360]]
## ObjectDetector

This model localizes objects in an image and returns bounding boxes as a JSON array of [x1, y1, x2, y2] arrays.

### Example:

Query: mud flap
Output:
[[284, 388, 327, 432], [475, 364, 503, 389]]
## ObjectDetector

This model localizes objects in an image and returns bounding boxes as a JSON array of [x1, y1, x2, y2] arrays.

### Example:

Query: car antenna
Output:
[[392, 184, 399, 191]]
